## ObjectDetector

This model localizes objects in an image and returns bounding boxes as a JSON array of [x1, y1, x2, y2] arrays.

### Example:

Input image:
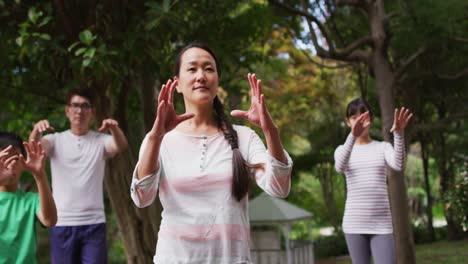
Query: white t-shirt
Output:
[[44, 130, 113, 226], [130, 125, 293, 264]]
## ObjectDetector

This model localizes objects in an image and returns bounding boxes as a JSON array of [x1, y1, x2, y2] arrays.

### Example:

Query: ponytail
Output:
[[213, 96, 250, 201]]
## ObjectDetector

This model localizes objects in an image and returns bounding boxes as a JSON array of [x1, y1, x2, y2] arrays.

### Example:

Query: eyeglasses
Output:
[[68, 103, 92, 112]]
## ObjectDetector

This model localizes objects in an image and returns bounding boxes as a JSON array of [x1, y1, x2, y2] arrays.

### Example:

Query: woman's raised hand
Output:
[[390, 107, 413, 133], [151, 79, 194, 138], [231, 73, 276, 132]]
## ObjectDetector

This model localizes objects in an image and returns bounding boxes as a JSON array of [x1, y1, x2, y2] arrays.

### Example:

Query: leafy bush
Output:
[[445, 176, 468, 231], [314, 232, 348, 259], [412, 224, 448, 244]]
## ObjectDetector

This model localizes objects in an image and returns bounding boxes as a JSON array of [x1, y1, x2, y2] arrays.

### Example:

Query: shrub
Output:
[[314, 232, 348, 259]]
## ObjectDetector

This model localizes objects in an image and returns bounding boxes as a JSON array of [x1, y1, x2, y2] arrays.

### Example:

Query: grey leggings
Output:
[[344, 233, 395, 264]]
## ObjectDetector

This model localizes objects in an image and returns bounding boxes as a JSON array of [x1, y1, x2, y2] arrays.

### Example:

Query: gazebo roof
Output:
[[249, 192, 313, 225]]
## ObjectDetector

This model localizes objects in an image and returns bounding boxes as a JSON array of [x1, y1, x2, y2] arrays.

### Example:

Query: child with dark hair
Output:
[[0, 132, 57, 263], [130, 43, 293, 263], [334, 98, 412, 264]]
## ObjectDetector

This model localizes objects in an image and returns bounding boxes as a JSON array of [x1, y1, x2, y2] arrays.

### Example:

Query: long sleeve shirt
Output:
[[334, 132, 405, 234], [130, 125, 293, 264]]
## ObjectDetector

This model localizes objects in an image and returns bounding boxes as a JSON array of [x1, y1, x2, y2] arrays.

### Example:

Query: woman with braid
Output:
[[130, 43, 293, 264], [334, 98, 412, 264]]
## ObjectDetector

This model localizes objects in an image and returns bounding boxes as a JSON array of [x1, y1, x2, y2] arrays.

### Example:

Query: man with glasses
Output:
[[29, 88, 128, 264]]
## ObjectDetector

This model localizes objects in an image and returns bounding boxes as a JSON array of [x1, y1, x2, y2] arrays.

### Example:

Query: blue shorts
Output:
[[50, 223, 107, 264]]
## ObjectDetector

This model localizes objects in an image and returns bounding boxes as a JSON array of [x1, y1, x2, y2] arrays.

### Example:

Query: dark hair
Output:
[[346, 98, 374, 118], [0, 132, 26, 156], [174, 43, 250, 201], [66, 87, 96, 106], [174, 42, 221, 78]]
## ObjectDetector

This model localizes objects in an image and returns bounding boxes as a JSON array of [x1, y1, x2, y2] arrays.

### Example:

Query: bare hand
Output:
[[98, 119, 119, 132], [231, 73, 276, 131], [33, 120, 55, 134], [0, 146, 18, 181], [351, 111, 371, 137], [390, 107, 413, 133], [19, 141, 46, 178], [151, 79, 194, 138]]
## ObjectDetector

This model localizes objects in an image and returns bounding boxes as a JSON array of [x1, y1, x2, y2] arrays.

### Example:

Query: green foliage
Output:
[[413, 225, 448, 244], [445, 175, 468, 230], [16, 6, 53, 60], [314, 232, 348, 260]]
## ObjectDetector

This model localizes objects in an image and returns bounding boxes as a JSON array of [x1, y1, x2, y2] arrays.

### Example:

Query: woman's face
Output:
[[175, 47, 219, 106]]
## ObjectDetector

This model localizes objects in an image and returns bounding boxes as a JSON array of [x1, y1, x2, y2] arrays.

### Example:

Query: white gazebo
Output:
[[249, 192, 314, 264]]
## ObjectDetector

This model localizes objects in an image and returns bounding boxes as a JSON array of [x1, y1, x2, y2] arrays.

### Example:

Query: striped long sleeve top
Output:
[[334, 132, 405, 234], [130, 125, 293, 264]]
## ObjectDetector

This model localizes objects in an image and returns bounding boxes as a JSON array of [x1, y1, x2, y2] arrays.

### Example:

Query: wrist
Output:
[[33, 171, 47, 181], [263, 124, 280, 140], [33, 126, 42, 135], [147, 131, 165, 144]]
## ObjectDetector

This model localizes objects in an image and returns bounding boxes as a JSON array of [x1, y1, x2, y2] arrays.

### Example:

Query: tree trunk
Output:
[[98, 75, 163, 263], [369, 2, 416, 263], [436, 131, 463, 240], [105, 152, 162, 264], [420, 137, 435, 241]]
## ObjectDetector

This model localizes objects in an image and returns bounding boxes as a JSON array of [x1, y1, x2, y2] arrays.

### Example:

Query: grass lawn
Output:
[[318, 239, 468, 264]]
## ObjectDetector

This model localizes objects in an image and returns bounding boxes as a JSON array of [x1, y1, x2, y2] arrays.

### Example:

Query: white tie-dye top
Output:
[[130, 125, 293, 264]]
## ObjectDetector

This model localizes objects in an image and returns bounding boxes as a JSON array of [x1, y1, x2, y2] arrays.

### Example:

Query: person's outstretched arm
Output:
[[20, 141, 57, 227], [137, 79, 194, 179], [99, 119, 128, 156], [130, 79, 194, 207], [29, 120, 54, 153], [334, 111, 370, 173], [231, 73, 293, 197], [385, 107, 413, 171], [231, 73, 288, 163]]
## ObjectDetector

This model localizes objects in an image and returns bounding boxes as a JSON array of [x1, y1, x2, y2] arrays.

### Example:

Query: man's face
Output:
[[65, 95, 95, 128]]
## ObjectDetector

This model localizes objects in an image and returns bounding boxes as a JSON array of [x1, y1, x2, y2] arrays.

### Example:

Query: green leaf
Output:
[[28, 8, 42, 24], [79, 30, 95, 45], [82, 58, 92, 67], [39, 33, 50, 40], [84, 47, 96, 58], [75, 47, 86, 56], [15, 36, 23, 46], [162, 0, 171, 12], [67, 42, 80, 52], [38, 16, 52, 28]]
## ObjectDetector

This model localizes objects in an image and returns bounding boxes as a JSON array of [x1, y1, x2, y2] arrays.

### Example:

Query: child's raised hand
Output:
[[390, 107, 413, 133], [0, 146, 18, 182], [19, 141, 46, 178], [351, 111, 371, 137]]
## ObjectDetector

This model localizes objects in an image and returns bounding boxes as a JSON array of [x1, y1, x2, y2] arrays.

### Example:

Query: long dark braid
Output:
[[213, 96, 250, 201]]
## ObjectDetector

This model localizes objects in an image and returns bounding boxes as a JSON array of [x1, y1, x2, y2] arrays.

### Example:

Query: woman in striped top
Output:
[[334, 98, 412, 264], [130, 43, 293, 263]]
